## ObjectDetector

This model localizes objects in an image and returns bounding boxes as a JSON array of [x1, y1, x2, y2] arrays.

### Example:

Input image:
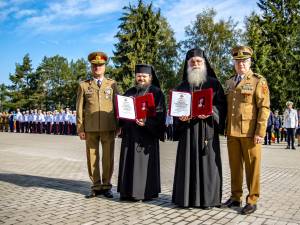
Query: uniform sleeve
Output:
[[76, 83, 85, 133], [112, 81, 120, 129], [255, 78, 270, 137]]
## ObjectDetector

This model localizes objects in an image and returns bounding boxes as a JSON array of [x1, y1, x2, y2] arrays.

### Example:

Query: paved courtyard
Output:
[[0, 132, 299, 225]]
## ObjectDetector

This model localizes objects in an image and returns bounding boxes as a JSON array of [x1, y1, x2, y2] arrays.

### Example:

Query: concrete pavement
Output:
[[0, 132, 299, 225]]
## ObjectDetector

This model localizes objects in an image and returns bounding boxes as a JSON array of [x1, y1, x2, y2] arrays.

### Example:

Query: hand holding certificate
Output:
[[116, 93, 156, 120], [169, 88, 213, 118]]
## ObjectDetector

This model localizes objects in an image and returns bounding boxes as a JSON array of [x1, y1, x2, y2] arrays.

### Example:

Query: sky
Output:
[[0, 0, 259, 85]]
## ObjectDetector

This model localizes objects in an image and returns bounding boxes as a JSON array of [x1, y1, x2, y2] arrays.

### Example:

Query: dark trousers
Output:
[[71, 123, 77, 135], [52, 122, 58, 134], [9, 121, 14, 132], [274, 128, 280, 143], [46, 122, 52, 134], [23, 122, 29, 133], [32, 122, 37, 133], [280, 129, 286, 142], [264, 126, 272, 144], [286, 128, 295, 148], [166, 125, 173, 140], [20, 122, 24, 133], [59, 122, 64, 135], [16, 121, 20, 133], [64, 122, 70, 135], [37, 122, 42, 133]]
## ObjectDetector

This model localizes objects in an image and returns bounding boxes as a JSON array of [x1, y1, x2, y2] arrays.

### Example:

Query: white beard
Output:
[[187, 65, 207, 87]]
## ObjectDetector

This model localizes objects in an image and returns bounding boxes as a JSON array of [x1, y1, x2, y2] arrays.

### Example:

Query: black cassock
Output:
[[172, 76, 227, 208], [117, 85, 166, 200]]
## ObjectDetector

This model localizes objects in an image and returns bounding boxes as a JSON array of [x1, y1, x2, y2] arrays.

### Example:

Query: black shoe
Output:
[[292, 146, 296, 149], [241, 203, 257, 215], [221, 198, 241, 208], [103, 189, 113, 198], [85, 190, 102, 198], [201, 206, 212, 210]]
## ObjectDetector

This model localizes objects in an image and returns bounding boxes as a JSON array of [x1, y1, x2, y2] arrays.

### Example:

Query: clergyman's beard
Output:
[[187, 65, 207, 87]]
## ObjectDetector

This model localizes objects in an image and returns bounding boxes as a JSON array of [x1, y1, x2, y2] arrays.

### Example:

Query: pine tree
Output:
[[112, 0, 178, 93], [245, 0, 300, 111], [8, 54, 34, 110]]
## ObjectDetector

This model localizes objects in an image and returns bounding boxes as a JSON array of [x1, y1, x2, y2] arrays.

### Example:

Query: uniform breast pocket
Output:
[[243, 94, 253, 103]]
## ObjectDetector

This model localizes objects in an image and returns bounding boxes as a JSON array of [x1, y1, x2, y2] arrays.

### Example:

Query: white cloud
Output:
[[6, 0, 124, 35], [14, 9, 37, 19]]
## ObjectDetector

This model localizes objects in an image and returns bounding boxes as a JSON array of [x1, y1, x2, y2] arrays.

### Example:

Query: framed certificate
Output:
[[169, 91, 191, 117], [116, 93, 156, 120], [169, 88, 213, 117]]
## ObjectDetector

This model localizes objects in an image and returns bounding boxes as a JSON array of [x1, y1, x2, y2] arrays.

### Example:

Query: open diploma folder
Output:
[[116, 93, 156, 120], [169, 88, 213, 117]]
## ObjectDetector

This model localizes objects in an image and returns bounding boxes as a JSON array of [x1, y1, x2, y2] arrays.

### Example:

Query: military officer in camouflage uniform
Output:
[[76, 51, 119, 198], [222, 46, 270, 215]]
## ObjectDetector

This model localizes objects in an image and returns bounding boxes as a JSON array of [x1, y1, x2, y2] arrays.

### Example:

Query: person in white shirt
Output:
[[70, 110, 77, 135], [32, 109, 38, 133], [20, 111, 25, 133], [283, 101, 298, 149], [52, 110, 58, 135], [37, 110, 45, 134], [58, 109, 65, 135], [45, 111, 53, 134], [64, 108, 71, 135], [15, 108, 22, 133], [23, 111, 29, 133]]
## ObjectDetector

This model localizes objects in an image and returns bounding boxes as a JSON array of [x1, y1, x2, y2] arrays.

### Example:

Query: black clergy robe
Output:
[[172, 76, 227, 208], [117, 85, 166, 200]]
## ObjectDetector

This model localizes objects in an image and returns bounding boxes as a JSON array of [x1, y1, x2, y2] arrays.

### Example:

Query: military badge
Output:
[[241, 83, 253, 95], [104, 88, 112, 99], [224, 80, 235, 95]]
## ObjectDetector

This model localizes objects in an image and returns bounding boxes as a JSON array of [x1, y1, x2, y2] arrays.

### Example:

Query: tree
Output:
[[8, 54, 34, 110], [69, 58, 90, 109], [181, 8, 241, 84], [36, 55, 73, 110], [0, 84, 9, 111], [112, 0, 178, 93], [245, 0, 300, 111]]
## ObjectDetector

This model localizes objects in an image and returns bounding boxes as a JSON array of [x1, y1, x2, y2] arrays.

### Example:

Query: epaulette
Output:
[[253, 73, 265, 80], [80, 79, 92, 85], [107, 77, 116, 82]]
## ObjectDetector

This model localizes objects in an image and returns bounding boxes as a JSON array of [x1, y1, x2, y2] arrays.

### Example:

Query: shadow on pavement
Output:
[[0, 173, 90, 195]]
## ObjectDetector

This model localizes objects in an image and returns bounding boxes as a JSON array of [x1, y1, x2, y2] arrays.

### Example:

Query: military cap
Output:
[[88, 52, 108, 65], [232, 46, 253, 60]]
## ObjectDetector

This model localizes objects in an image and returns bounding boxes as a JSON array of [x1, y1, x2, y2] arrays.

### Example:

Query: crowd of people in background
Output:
[[1, 104, 299, 149], [263, 101, 300, 149], [165, 104, 300, 149], [0, 108, 77, 135]]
